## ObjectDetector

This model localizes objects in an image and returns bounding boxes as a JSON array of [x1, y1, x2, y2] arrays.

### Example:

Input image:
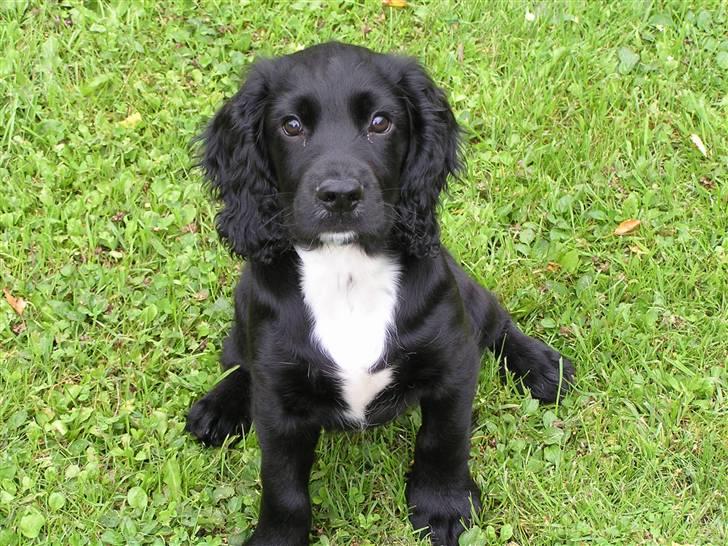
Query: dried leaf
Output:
[[119, 112, 142, 128], [3, 288, 27, 315], [699, 176, 715, 190], [614, 219, 641, 236], [194, 290, 209, 301], [689, 134, 708, 157], [546, 262, 561, 272], [181, 222, 198, 234], [382, 0, 407, 7]]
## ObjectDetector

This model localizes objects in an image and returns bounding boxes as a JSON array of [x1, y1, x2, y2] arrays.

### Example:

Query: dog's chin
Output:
[[290, 215, 394, 251], [289, 228, 361, 251], [318, 231, 358, 246]]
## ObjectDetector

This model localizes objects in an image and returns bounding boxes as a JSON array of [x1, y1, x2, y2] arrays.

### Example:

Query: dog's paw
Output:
[[185, 392, 251, 447], [515, 339, 575, 403], [406, 476, 482, 546]]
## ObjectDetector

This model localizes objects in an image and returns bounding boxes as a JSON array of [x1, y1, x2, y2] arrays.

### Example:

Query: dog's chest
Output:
[[295, 244, 400, 423]]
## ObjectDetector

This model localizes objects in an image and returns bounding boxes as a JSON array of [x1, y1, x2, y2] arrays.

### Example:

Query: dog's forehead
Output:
[[278, 44, 393, 96]]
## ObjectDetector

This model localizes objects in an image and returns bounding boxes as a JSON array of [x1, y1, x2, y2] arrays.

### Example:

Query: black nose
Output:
[[315, 179, 363, 213]]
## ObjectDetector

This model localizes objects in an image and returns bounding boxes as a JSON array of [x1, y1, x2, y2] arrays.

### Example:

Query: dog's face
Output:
[[264, 47, 410, 246], [200, 42, 460, 262]]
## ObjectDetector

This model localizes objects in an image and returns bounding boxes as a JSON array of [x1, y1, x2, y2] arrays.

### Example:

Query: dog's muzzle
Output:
[[315, 178, 364, 214]]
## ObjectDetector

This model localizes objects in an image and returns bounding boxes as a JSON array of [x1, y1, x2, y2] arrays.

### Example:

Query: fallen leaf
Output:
[[456, 43, 464, 63], [3, 288, 27, 316], [194, 290, 209, 301], [546, 262, 561, 272], [382, 0, 407, 7], [689, 134, 708, 157], [119, 112, 142, 128], [699, 177, 715, 189], [614, 219, 641, 236], [592, 257, 610, 272], [12, 322, 26, 335]]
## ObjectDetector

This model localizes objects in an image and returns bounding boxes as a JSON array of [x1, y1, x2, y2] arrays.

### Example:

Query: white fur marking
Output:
[[296, 244, 400, 423], [319, 231, 357, 245]]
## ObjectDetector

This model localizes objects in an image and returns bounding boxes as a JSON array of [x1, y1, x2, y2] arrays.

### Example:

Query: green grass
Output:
[[1, 1, 727, 544]]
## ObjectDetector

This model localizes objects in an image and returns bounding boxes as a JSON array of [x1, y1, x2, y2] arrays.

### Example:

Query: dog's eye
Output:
[[368, 114, 391, 135], [282, 117, 303, 137]]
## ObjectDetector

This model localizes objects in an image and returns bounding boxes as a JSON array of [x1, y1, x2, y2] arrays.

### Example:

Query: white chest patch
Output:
[[295, 242, 400, 423]]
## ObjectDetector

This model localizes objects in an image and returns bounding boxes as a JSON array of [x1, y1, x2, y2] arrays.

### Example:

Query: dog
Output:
[[186, 42, 575, 546]]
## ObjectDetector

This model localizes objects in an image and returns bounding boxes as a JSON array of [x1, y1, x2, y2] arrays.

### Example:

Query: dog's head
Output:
[[199, 42, 460, 262]]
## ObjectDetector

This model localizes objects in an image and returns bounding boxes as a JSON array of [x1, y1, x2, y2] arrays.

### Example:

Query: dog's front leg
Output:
[[245, 422, 320, 546], [406, 377, 482, 546]]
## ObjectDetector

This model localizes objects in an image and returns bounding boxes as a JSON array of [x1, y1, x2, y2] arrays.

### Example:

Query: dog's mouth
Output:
[[318, 231, 358, 245]]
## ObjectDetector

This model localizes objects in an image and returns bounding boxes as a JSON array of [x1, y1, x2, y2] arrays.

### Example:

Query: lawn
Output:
[[1, 1, 727, 544]]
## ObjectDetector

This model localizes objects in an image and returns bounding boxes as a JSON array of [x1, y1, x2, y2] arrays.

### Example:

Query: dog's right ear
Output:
[[198, 61, 288, 263]]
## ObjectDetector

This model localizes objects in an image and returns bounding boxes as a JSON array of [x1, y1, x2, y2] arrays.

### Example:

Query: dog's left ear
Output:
[[393, 58, 461, 258]]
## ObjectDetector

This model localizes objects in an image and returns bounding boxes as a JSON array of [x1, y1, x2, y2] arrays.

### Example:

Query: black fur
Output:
[[187, 42, 575, 545], [199, 59, 289, 262]]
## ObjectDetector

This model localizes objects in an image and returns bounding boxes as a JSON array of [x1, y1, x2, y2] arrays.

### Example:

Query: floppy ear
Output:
[[394, 59, 461, 258], [198, 61, 288, 263]]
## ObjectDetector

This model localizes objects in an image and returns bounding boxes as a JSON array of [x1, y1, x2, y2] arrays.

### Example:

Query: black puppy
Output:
[[186, 42, 574, 546]]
